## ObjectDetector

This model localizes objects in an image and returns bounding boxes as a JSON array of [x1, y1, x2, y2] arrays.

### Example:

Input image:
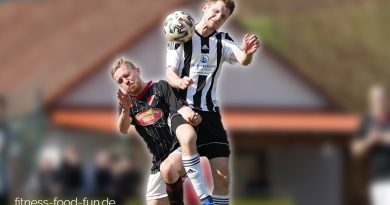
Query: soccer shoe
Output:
[[200, 196, 214, 205]]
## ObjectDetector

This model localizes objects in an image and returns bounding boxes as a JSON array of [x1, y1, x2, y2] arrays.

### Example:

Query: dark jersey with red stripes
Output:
[[125, 80, 185, 174]]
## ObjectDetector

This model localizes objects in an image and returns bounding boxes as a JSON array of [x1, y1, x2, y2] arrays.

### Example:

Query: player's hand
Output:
[[177, 76, 193, 89], [188, 112, 202, 126], [243, 33, 260, 55], [117, 89, 133, 110], [367, 128, 383, 145], [380, 131, 390, 145], [178, 106, 201, 126]]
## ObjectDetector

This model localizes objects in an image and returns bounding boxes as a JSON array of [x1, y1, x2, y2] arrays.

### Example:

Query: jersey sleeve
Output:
[[157, 80, 187, 113], [166, 41, 183, 70], [222, 33, 239, 65]]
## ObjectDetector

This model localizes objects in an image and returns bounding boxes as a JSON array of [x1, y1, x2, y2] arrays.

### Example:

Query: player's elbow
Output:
[[119, 126, 128, 134], [119, 128, 128, 134], [166, 68, 177, 86], [241, 61, 250, 66], [118, 123, 130, 134], [166, 66, 177, 76], [240, 57, 252, 66], [350, 141, 367, 160]]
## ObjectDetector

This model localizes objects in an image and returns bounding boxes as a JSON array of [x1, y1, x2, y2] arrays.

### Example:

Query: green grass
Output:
[[233, 198, 293, 205], [125, 197, 293, 205], [125, 198, 142, 205]]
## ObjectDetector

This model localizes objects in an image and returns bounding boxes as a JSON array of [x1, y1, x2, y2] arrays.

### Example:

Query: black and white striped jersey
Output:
[[122, 80, 185, 174], [166, 30, 239, 112]]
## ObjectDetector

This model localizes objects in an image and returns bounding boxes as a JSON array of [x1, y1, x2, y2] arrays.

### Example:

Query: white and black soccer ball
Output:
[[163, 11, 195, 43]]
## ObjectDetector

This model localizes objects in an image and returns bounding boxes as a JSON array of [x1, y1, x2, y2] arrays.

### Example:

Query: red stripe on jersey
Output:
[[133, 80, 153, 100], [147, 95, 155, 105]]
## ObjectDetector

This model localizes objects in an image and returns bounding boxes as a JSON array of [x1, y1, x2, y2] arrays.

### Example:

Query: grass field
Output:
[[126, 198, 293, 205], [233, 198, 293, 205]]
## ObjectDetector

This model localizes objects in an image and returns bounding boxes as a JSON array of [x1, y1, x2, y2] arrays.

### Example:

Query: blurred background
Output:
[[1, 0, 389, 204]]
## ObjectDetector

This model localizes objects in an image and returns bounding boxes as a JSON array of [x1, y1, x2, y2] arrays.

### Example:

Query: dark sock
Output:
[[166, 177, 184, 205]]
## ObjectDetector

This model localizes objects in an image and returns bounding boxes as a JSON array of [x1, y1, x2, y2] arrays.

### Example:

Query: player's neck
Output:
[[133, 80, 147, 97], [195, 22, 215, 37]]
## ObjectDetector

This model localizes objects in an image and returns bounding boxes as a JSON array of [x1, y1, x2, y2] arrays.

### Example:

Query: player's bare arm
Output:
[[230, 33, 260, 66], [382, 131, 390, 145], [351, 128, 382, 158], [166, 66, 193, 90], [117, 89, 133, 134]]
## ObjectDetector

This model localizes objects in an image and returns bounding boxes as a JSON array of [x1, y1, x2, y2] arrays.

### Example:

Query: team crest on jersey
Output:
[[200, 55, 209, 63], [135, 108, 163, 126]]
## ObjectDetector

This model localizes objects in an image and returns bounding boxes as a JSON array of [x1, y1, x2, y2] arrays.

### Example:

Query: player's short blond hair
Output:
[[111, 56, 136, 79], [207, 0, 235, 15]]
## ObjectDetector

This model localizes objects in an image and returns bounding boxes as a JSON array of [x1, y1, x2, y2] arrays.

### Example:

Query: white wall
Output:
[[58, 19, 327, 109]]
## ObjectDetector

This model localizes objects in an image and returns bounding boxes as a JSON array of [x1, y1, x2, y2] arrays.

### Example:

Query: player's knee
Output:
[[179, 133, 196, 147], [218, 171, 230, 185], [214, 167, 230, 190], [146, 198, 169, 205], [160, 160, 176, 181], [176, 125, 197, 146]]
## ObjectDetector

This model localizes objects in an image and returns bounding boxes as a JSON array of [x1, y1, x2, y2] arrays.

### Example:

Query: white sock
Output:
[[213, 195, 230, 205], [182, 153, 209, 199]]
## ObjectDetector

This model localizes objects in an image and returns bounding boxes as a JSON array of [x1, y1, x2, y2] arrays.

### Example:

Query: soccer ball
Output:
[[163, 11, 195, 43]]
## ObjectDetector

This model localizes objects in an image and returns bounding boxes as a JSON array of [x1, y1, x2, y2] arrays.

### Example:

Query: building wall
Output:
[[58, 22, 327, 109], [234, 145, 342, 205], [268, 145, 342, 205], [25, 127, 152, 197]]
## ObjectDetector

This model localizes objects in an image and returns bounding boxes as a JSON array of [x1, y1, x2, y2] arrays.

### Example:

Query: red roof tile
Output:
[[0, 0, 182, 115]]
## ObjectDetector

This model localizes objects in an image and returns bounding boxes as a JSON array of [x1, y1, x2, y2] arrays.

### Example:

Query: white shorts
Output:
[[146, 149, 182, 201], [146, 172, 167, 201], [370, 179, 390, 205]]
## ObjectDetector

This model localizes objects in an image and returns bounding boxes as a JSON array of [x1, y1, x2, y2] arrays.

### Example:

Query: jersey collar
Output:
[[132, 80, 153, 100], [195, 29, 217, 39]]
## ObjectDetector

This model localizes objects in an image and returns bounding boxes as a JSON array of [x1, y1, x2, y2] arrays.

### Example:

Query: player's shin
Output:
[[165, 177, 184, 205], [182, 153, 210, 199], [177, 125, 210, 200]]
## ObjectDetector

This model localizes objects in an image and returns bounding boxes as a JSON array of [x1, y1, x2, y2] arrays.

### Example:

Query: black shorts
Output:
[[170, 112, 188, 136], [195, 108, 231, 159]]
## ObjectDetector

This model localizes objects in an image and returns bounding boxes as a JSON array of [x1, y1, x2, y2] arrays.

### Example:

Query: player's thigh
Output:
[[146, 197, 169, 205], [175, 123, 197, 145]]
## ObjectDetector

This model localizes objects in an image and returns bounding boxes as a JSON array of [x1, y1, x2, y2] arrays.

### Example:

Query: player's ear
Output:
[[135, 67, 140, 73], [202, 2, 208, 11]]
